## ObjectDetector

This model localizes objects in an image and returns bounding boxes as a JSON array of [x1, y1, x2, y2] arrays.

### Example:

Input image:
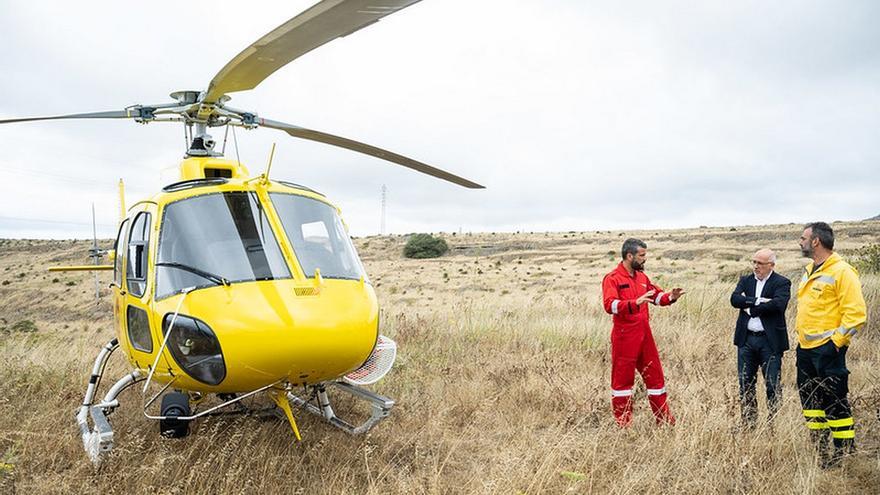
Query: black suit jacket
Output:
[[730, 271, 791, 353]]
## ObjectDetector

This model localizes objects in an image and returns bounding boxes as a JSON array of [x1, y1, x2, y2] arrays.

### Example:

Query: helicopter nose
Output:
[[160, 279, 379, 391]]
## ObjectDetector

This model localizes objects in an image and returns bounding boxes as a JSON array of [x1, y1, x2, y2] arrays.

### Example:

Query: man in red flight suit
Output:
[[602, 238, 685, 427]]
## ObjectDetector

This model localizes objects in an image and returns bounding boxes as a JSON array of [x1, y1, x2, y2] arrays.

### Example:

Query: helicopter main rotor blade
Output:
[[0, 110, 133, 125], [204, 0, 423, 103], [0, 102, 190, 125], [259, 118, 485, 189]]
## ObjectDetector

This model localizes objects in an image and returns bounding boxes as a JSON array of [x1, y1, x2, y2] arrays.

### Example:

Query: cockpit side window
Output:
[[113, 218, 129, 288], [126, 212, 151, 297]]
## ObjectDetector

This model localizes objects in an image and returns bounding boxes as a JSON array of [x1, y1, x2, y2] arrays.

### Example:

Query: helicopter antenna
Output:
[[263, 143, 277, 184], [117, 179, 126, 223], [379, 184, 387, 235]]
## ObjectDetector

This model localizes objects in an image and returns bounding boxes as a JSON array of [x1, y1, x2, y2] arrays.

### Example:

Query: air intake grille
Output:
[[294, 287, 319, 296]]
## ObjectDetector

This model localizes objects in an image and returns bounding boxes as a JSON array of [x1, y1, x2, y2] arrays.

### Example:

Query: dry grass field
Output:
[[1, 221, 878, 494]]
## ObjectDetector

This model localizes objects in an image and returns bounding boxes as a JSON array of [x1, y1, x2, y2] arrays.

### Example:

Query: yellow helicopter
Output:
[[0, 0, 482, 465]]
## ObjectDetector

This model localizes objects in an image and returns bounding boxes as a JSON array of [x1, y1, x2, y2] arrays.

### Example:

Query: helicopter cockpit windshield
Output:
[[269, 193, 367, 282], [156, 192, 291, 298]]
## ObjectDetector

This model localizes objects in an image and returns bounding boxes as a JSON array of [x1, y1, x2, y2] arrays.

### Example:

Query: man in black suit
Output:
[[730, 248, 791, 428]]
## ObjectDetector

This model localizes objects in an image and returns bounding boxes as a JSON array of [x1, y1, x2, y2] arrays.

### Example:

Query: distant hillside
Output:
[[867, 213, 880, 221]]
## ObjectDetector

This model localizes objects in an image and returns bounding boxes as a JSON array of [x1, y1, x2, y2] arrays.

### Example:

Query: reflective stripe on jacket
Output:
[[796, 253, 867, 349]]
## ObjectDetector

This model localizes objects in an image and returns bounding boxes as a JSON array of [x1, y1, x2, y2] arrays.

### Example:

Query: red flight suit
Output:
[[602, 262, 676, 427]]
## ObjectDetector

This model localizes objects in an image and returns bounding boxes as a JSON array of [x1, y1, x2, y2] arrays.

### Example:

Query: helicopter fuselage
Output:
[[1, 0, 482, 461], [110, 157, 379, 393]]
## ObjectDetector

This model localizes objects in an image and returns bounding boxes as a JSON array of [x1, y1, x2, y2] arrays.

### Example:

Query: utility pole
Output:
[[91, 203, 100, 304]]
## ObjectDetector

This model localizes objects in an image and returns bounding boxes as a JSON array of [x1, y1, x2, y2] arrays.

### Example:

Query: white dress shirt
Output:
[[746, 272, 772, 332]]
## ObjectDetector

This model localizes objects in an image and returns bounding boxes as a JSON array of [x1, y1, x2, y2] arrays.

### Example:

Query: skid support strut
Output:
[[288, 381, 394, 435]]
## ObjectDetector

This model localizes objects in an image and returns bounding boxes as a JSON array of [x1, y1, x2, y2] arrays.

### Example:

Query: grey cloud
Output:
[[1, 0, 878, 240]]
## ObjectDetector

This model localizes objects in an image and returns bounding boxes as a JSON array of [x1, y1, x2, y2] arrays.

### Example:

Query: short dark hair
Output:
[[621, 238, 647, 260], [805, 221, 834, 250]]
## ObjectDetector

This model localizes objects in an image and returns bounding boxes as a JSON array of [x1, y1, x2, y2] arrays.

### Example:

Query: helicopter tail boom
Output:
[[48, 265, 113, 272]]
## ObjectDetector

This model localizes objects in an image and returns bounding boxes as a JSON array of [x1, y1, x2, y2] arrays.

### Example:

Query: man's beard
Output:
[[632, 260, 645, 271], [801, 243, 814, 258]]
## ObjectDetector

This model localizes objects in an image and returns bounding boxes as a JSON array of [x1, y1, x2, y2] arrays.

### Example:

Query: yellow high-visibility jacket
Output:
[[796, 252, 867, 349]]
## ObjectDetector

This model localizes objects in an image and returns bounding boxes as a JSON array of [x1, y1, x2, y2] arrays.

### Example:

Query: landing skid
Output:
[[288, 381, 394, 435], [76, 339, 395, 466]]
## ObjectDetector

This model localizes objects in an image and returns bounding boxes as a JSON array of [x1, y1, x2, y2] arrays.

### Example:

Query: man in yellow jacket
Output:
[[796, 222, 867, 468]]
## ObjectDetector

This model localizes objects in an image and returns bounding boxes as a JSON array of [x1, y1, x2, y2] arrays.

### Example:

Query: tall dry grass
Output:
[[0, 224, 878, 494]]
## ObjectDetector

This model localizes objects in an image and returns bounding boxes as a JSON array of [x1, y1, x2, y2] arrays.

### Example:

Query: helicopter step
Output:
[[288, 381, 394, 435]]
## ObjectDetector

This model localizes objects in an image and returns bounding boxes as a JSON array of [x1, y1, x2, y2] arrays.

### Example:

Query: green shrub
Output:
[[404, 233, 449, 259], [853, 243, 880, 274], [10, 320, 37, 333]]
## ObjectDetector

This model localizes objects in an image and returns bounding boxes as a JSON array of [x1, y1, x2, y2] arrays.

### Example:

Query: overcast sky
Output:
[[1, 0, 877, 239]]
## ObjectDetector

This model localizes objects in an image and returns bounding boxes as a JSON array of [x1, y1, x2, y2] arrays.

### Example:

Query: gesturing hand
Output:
[[636, 290, 657, 305], [670, 288, 686, 301]]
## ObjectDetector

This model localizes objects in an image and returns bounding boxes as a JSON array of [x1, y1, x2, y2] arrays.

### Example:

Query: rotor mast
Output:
[[169, 90, 224, 158]]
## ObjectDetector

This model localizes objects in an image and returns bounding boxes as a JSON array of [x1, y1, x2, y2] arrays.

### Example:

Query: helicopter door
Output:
[[111, 218, 129, 325], [120, 208, 162, 369]]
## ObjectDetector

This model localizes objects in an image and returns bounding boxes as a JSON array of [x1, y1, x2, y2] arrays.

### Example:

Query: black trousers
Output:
[[796, 342, 854, 448], [737, 332, 782, 425]]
